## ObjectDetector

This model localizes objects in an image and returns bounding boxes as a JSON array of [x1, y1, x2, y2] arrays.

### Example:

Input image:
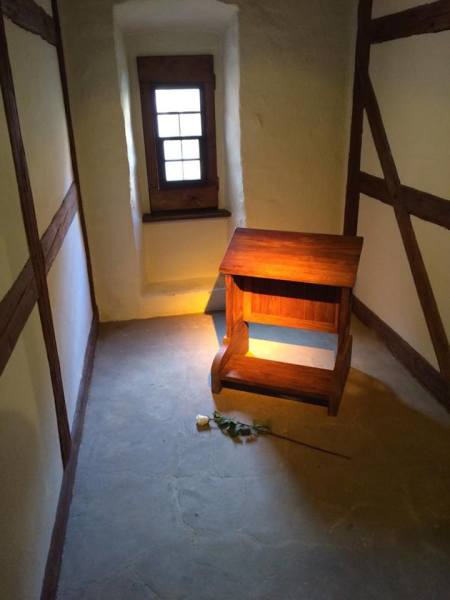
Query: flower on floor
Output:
[[211, 411, 270, 439], [196, 414, 210, 427]]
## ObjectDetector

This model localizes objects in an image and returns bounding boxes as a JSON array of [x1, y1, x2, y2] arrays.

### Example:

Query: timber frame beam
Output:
[[344, 0, 450, 406]]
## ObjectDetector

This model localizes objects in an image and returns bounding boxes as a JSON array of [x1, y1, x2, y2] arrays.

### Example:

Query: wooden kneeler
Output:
[[211, 228, 363, 415]]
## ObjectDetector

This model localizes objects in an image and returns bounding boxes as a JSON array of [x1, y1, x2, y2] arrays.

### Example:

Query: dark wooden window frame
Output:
[[137, 54, 228, 221]]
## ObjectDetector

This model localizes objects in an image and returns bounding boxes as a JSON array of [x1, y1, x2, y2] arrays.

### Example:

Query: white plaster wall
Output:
[[0, 94, 29, 299], [47, 214, 93, 426], [222, 13, 245, 232], [6, 20, 73, 237], [356, 1, 450, 368], [0, 18, 94, 598], [59, 0, 142, 321], [235, 0, 356, 233], [59, 0, 356, 320], [0, 308, 63, 600]]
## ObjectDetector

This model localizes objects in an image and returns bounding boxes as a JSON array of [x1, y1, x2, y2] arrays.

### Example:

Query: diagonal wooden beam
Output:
[[359, 171, 450, 230], [1, 0, 56, 45], [343, 0, 373, 236], [361, 71, 450, 380], [370, 0, 450, 44], [0, 13, 70, 465]]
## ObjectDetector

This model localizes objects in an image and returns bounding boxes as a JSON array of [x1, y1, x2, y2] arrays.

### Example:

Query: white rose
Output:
[[196, 414, 210, 427]]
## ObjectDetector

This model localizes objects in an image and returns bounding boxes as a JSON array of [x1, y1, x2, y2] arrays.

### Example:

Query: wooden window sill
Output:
[[142, 208, 231, 223]]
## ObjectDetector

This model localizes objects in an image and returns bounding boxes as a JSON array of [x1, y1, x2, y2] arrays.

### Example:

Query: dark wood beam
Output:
[[2, 0, 56, 45], [343, 0, 373, 236], [359, 171, 450, 230], [0, 13, 70, 464], [51, 0, 98, 320], [362, 72, 450, 380], [370, 0, 450, 43], [0, 262, 37, 374], [353, 297, 450, 410], [42, 182, 78, 273]]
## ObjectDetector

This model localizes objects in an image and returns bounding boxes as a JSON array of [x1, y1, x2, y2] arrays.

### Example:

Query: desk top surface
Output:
[[220, 228, 363, 288]]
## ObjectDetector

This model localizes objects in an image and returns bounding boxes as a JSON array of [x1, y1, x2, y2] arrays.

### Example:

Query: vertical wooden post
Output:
[[343, 0, 373, 236]]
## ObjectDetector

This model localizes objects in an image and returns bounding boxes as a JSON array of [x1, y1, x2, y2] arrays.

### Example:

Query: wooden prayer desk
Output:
[[211, 228, 363, 415]]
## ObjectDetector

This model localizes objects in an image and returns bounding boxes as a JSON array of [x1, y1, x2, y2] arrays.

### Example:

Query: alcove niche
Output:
[[113, 0, 245, 317]]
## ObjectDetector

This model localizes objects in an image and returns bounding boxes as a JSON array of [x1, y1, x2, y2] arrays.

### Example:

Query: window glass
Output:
[[180, 113, 202, 137], [183, 160, 201, 180], [163, 140, 182, 160], [157, 114, 179, 138], [165, 161, 184, 181], [155, 88, 200, 113], [182, 139, 200, 159]]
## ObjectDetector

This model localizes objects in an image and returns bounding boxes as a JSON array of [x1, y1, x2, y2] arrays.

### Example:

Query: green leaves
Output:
[[212, 411, 270, 439]]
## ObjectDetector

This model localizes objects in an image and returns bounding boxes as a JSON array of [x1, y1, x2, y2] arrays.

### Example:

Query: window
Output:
[[138, 55, 220, 218]]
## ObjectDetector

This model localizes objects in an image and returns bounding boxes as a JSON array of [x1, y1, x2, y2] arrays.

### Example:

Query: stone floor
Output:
[[57, 313, 450, 599]]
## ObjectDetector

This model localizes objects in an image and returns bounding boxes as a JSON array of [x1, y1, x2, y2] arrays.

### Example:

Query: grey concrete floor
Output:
[[57, 313, 450, 600]]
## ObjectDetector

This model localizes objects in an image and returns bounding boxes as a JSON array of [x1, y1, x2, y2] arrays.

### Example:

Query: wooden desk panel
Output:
[[241, 278, 339, 333]]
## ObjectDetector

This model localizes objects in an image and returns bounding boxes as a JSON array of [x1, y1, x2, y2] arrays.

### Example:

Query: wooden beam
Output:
[[51, 0, 98, 320], [370, 0, 450, 44], [42, 182, 78, 273], [353, 296, 450, 410], [0, 262, 37, 374], [40, 315, 98, 600], [362, 72, 450, 380], [0, 13, 70, 465], [359, 171, 450, 230], [2, 0, 56, 45], [343, 0, 373, 236]]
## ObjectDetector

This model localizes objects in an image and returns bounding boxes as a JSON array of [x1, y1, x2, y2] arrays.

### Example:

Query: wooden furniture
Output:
[[211, 228, 363, 415]]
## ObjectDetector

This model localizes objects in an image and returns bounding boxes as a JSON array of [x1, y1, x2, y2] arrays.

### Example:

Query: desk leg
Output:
[[224, 275, 245, 343], [211, 320, 249, 393], [329, 335, 352, 416], [338, 288, 351, 350]]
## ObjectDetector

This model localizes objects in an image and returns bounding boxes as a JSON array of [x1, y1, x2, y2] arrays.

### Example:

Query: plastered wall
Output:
[[236, 0, 355, 233], [356, 0, 450, 368], [59, 0, 356, 321], [0, 11, 93, 599]]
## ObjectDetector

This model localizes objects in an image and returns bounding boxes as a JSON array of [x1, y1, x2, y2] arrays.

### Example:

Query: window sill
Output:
[[142, 208, 231, 223]]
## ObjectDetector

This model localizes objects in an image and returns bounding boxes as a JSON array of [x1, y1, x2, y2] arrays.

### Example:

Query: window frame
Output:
[[137, 55, 219, 214]]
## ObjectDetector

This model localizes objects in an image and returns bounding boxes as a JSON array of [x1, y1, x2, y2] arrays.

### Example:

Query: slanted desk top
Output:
[[219, 228, 363, 288]]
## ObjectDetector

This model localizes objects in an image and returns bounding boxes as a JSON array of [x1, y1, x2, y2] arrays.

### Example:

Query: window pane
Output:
[[155, 88, 200, 113], [181, 139, 200, 160], [180, 113, 202, 137], [165, 161, 183, 181], [157, 114, 179, 138], [183, 160, 201, 180], [163, 140, 182, 160]]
